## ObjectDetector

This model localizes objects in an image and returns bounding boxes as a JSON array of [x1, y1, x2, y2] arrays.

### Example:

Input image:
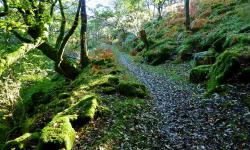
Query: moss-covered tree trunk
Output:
[[0, 43, 38, 76]]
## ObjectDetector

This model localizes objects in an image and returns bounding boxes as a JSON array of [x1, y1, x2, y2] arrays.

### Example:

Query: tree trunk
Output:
[[38, 42, 80, 79], [185, 0, 190, 30], [0, 0, 8, 17], [80, 0, 89, 68], [0, 43, 38, 76], [157, 5, 162, 20]]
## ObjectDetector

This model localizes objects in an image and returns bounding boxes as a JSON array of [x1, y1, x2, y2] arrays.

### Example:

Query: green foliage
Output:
[[236, 3, 250, 23]]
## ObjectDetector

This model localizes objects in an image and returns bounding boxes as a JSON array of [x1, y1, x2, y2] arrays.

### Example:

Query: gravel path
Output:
[[116, 51, 250, 150]]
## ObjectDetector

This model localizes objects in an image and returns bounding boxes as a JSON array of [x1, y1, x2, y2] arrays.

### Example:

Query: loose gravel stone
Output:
[[117, 52, 250, 150]]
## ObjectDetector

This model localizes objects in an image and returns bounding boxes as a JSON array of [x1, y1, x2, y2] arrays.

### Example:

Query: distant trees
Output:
[[0, 0, 91, 79], [153, 0, 167, 19]]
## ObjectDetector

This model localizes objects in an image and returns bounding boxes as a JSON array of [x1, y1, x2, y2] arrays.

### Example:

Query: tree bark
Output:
[[38, 42, 80, 79], [55, 0, 66, 48], [0, 0, 9, 17], [185, 0, 190, 30], [80, 0, 89, 68], [56, 0, 81, 77]]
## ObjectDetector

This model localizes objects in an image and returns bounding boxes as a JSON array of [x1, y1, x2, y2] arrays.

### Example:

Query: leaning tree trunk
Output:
[[185, 0, 190, 30], [38, 42, 80, 79], [80, 0, 89, 68], [0, 43, 39, 76]]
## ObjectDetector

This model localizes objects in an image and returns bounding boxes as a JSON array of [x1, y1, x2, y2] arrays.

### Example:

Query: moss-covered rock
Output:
[[3, 132, 40, 150], [201, 30, 226, 51], [177, 44, 193, 61], [117, 81, 147, 98], [39, 116, 76, 150], [144, 44, 175, 65], [207, 50, 240, 92], [194, 50, 216, 66], [190, 65, 211, 83]]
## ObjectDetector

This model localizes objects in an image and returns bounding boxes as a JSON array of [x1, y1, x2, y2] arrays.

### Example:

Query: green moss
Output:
[[117, 81, 147, 98], [102, 87, 117, 94], [58, 95, 98, 123], [223, 33, 250, 49], [22, 117, 36, 133], [58, 93, 71, 99], [144, 44, 175, 65], [207, 50, 240, 92], [99, 76, 120, 87], [39, 116, 76, 150], [3, 132, 40, 150], [177, 44, 193, 61], [190, 65, 211, 83]]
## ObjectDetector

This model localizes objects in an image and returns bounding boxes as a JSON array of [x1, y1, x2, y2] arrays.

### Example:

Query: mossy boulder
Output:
[[201, 30, 225, 51], [117, 81, 147, 98], [177, 45, 193, 61], [194, 50, 216, 66], [144, 44, 174, 65], [207, 50, 240, 92], [39, 116, 76, 150], [190, 65, 211, 83], [3, 132, 40, 150]]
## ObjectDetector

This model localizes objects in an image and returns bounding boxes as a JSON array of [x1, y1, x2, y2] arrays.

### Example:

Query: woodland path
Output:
[[113, 47, 250, 149]]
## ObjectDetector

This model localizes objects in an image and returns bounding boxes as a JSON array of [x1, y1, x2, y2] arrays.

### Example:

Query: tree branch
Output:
[[0, 0, 9, 17], [11, 30, 33, 43], [55, 0, 66, 48], [57, 0, 81, 68], [50, 0, 58, 17]]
